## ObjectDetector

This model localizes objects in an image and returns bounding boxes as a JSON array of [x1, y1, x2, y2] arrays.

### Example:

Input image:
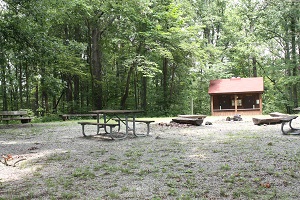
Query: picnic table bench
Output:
[[0, 111, 32, 124], [280, 115, 300, 135], [77, 122, 118, 137], [60, 113, 99, 121], [112, 118, 155, 135]]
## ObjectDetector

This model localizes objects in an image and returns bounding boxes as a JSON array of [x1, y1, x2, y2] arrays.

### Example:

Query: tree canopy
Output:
[[0, 0, 299, 117]]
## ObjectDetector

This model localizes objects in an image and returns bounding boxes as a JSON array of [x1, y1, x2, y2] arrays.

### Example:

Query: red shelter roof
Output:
[[208, 77, 264, 94]]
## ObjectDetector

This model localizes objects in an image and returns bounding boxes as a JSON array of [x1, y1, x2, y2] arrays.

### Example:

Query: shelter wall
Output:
[[210, 93, 262, 116]]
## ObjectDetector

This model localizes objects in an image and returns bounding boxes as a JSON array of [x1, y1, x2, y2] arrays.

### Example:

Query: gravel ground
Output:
[[1, 116, 300, 199]]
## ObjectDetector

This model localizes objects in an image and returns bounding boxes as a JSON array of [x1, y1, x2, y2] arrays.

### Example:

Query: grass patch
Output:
[[72, 167, 96, 180], [47, 152, 70, 162], [220, 164, 231, 171]]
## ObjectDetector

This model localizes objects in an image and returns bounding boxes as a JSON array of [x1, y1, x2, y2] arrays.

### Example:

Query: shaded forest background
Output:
[[0, 0, 299, 118]]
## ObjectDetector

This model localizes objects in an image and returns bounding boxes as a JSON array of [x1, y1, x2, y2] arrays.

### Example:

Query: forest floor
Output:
[[1, 116, 300, 199]]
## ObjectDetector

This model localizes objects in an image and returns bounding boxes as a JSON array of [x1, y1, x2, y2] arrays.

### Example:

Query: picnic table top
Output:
[[90, 110, 143, 114]]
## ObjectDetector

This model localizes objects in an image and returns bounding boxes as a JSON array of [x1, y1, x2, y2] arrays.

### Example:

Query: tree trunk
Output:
[[66, 75, 73, 113], [8, 63, 17, 110], [40, 65, 49, 115], [18, 61, 23, 108], [291, 12, 298, 109], [252, 56, 257, 77], [204, 27, 210, 44], [141, 76, 147, 112], [86, 24, 93, 110], [74, 25, 82, 112], [35, 83, 39, 116], [25, 62, 30, 108], [284, 22, 292, 114], [74, 75, 80, 111], [169, 63, 176, 99], [91, 27, 103, 109], [120, 63, 135, 109], [162, 57, 168, 112], [1, 59, 7, 110], [134, 70, 138, 109]]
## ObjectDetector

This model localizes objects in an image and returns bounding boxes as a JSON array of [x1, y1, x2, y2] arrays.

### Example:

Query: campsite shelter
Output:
[[208, 77, 264, 116]]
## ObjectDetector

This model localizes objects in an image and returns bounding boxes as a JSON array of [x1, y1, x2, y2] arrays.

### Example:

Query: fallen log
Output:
[[172, 117, 204, 126]]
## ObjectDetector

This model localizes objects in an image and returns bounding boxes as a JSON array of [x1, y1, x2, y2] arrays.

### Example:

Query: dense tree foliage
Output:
[[0, 0, 299, 117]]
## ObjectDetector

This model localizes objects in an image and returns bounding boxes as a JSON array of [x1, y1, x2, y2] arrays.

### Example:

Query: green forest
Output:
[[0, 0, 299, 118]]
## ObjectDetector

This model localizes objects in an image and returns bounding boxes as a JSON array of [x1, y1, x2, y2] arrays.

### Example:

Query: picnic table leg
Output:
[[81, 124, 87, 137], [96, 113, 101, 134], [281, 122, 289, 135], [113, 115, 121, 132], [146, 122, 151, 135], [281, 119, 300, 135], [116, 120, 121, 132], [103, 114, 109, 134], [132, 116, 142, 137], [132, 116, 136, 136], [102, 114, 121, 134], [288, 120, 300, 133], [289, 120, 296, 130], [109, 120, 127, 140], [125, 115, 129, 137], [107, 125, 115, 140], [133, 117, 148, 137]]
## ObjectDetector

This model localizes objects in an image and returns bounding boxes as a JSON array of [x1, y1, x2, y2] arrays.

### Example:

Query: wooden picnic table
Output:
[[78, 110, 154, 139]]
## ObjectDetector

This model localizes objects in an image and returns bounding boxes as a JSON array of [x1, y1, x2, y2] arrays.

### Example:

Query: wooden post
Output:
[[259, 93, 262, 114], [211, 96, 214, 116], [234, 95, 238, 114]]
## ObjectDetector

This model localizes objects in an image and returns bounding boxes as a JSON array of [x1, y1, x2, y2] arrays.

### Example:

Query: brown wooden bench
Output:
[[77, 122, 119, 138], [60, 114, 99, 121], [112, 118, 155, 135], [280, 115, 300, 135], [0, 111, 32, 124]]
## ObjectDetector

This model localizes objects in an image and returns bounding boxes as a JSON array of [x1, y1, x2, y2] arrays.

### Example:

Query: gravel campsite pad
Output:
[[1, 116, 300, 199]]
